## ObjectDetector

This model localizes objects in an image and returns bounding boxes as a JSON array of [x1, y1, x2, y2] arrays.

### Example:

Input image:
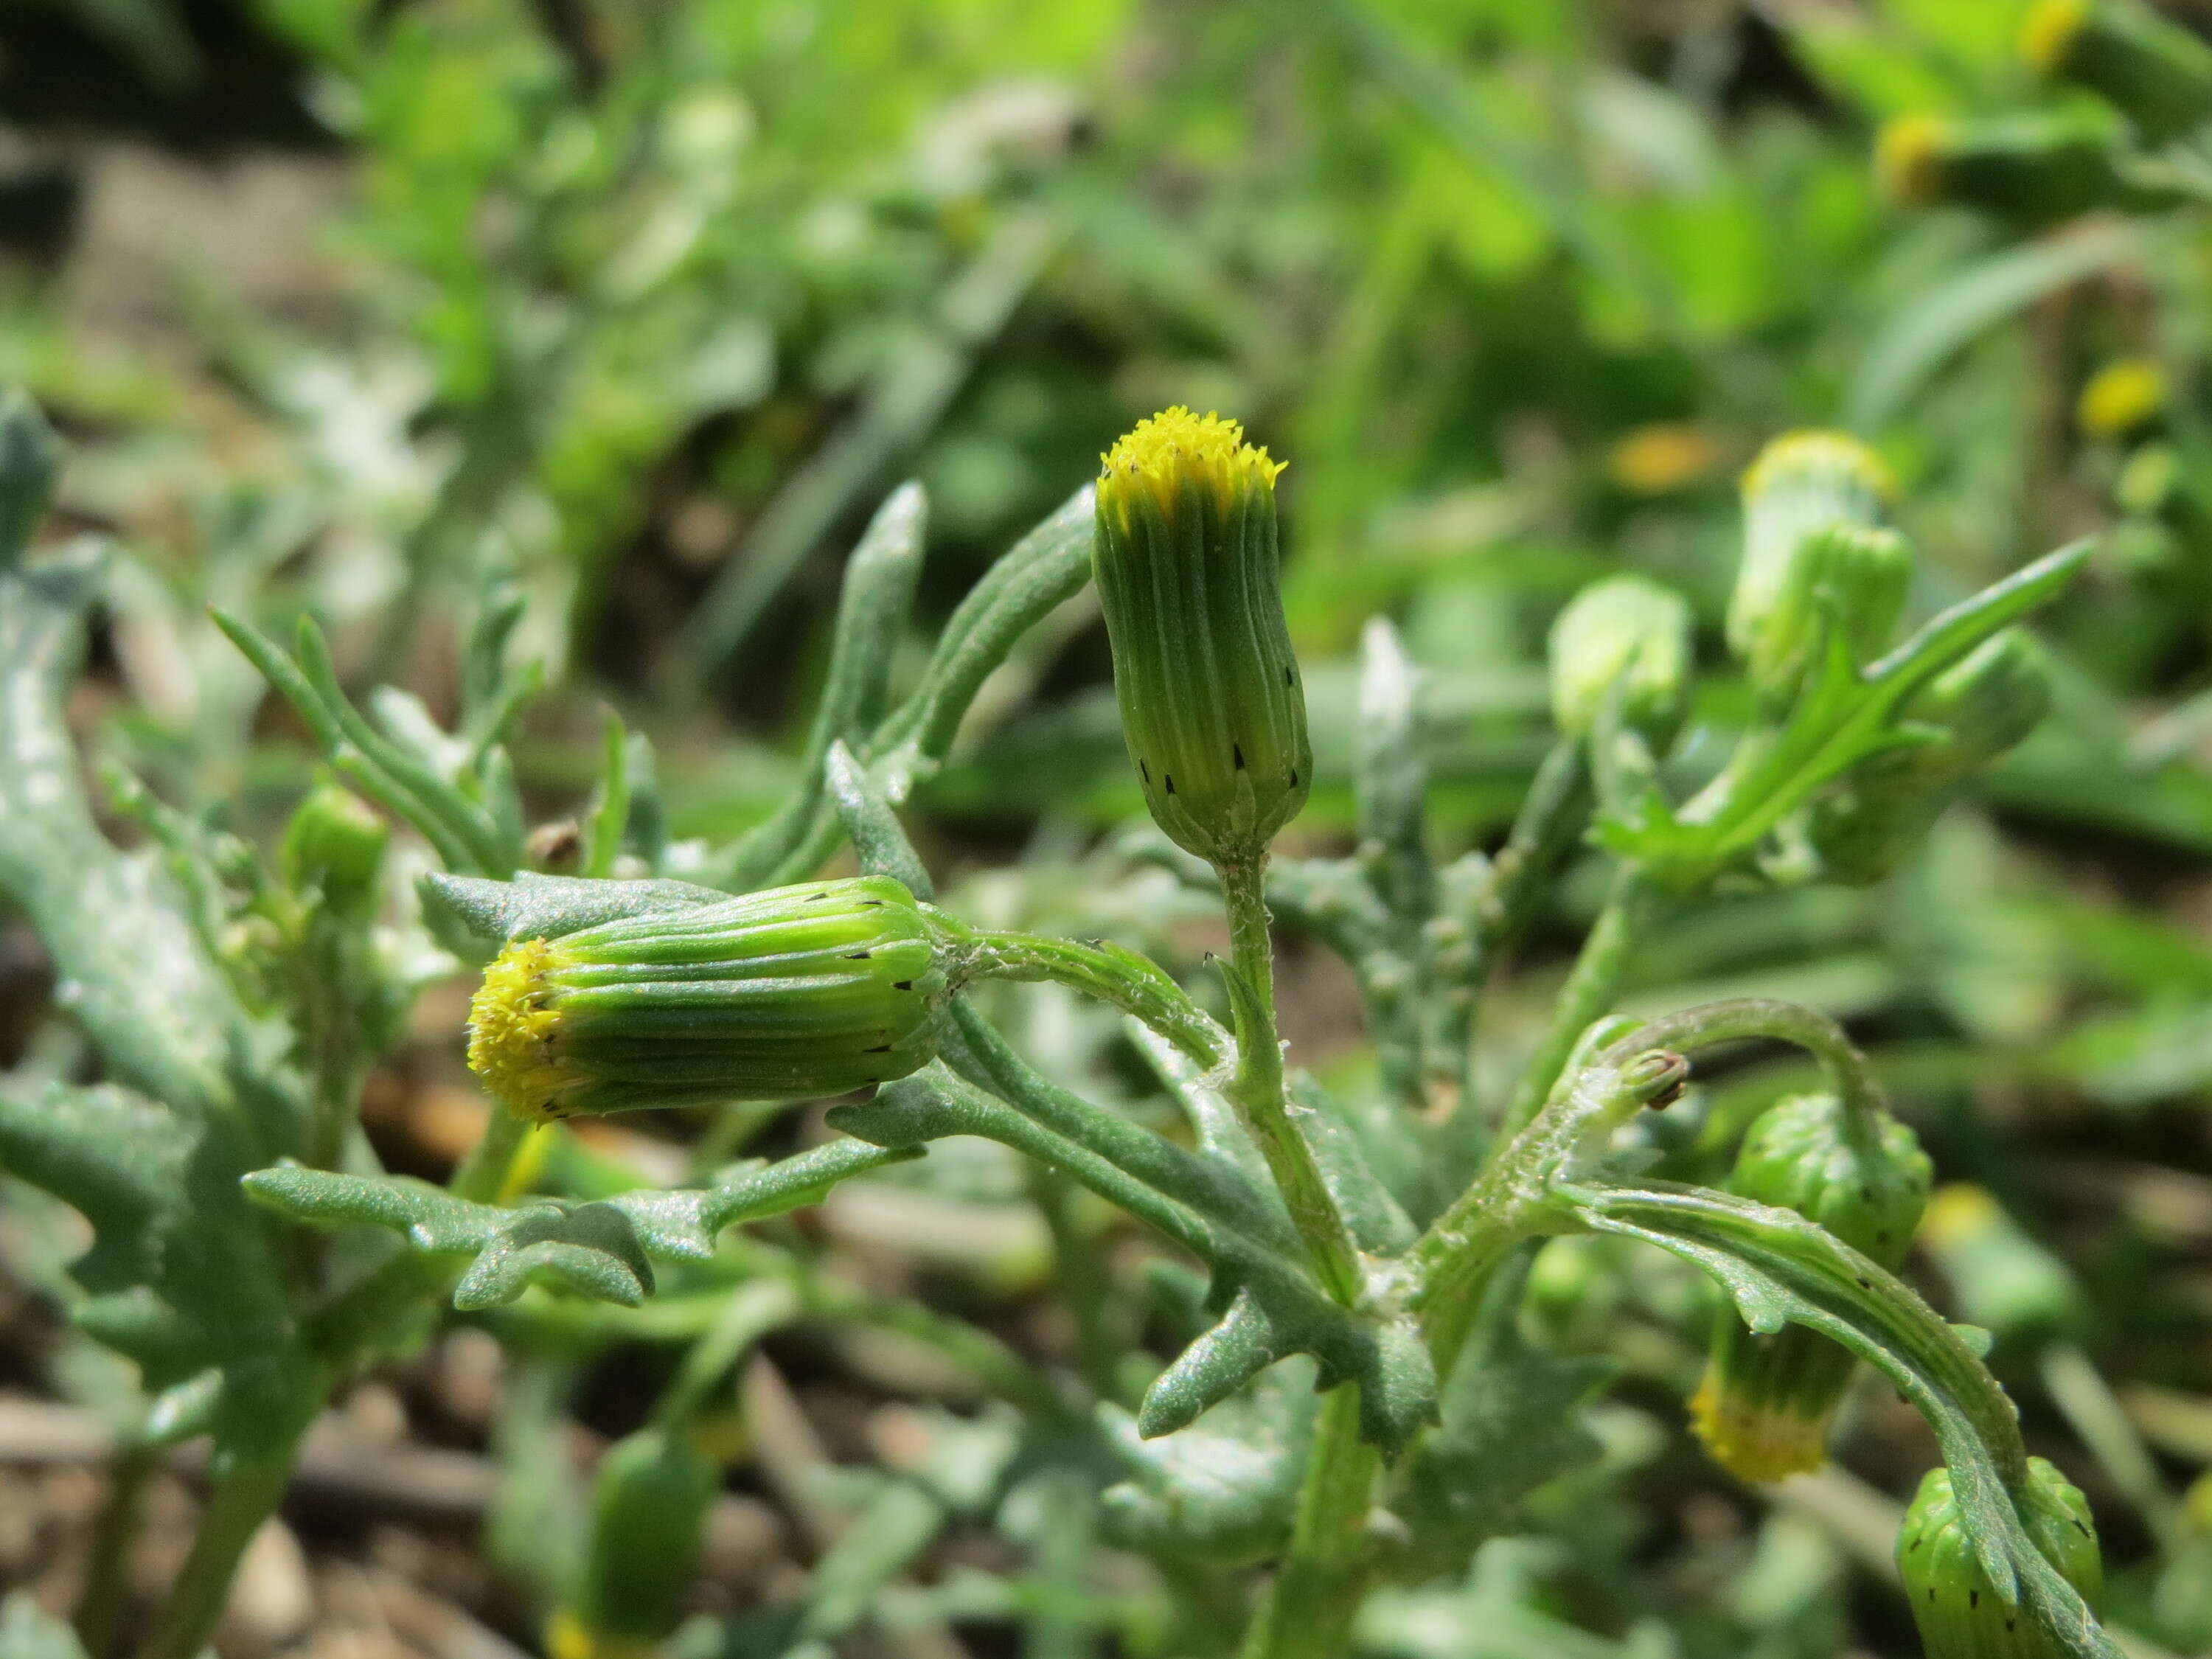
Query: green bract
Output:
[[1729, 431, 1905, 712], [465, 874, 945, 1120], [2023, 0, 2212, 144], [1899, 1458, 2104, 1658], [1548, 574, 1694, 746], [1093, 407, 1311, 866], [1692, 1092, 1933, 1481]]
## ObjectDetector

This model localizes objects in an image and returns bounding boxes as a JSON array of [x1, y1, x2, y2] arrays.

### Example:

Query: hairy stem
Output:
[[136, 1452, 297, 1659], [1498, 860, 1653, 1137], [1238, 1382, 1378, 1659], [1219, 855, 1361, 1304]]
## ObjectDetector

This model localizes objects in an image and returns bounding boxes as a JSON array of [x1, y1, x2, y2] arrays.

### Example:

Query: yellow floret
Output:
[[466, 937, 577, 1121], [2077, 357, 2166, 437], [1742, 429, 1896, 504], [1689, 1369, 1831, 1484], [2020, 0, 2088, 73], [1877, 114, 1952, 208], [1099, 406, 1284, 520]]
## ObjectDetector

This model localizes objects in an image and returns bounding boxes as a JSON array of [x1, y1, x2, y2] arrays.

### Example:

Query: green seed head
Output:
[[1877, 109, 2135, 223], [1094, 407, 1311, 866], [1899, 1458, 2102, 1658], [465, 874, 945, 1121], [2023, 0, 2212, 145], [1548, 574, 1695, 747], [1692, 1093, 1931, 1481]]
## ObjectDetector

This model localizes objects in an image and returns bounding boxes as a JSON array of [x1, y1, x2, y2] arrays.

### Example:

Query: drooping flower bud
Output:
[[1876, 111, 2144, 223], [2022, 0, 2212, 145], [466, 875, 945, 1121], [1548, 574, 1695, 748], [1093, 407, 1310, 866], [1730, 432, 1907, 712], [1898, 1458, 2103, 1658], [549, 1425, 719, 1659], [1691, 1092, 1932, 1481], [1808, 630, 2053, 885]]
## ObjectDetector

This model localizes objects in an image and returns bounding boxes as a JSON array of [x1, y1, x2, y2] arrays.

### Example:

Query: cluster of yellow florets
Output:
[[1099, 406, 1284, 520], [466, 937, 577, 1121], [1742, 429, 1896, 505], [1688, 1367, 1830, 1484]]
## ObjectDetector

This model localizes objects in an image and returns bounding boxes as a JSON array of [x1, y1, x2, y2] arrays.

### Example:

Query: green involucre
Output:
[[1899, 1458, 2103, 1658], [1093, 409, 1311, 864], [1692, 1092, 1932, 1481], [466, 874, 945, 1119], [1548, 573, 1694, 745]]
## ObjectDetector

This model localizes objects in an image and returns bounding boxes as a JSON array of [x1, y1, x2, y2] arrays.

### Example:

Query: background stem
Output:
[[1237, 1382, 1378, 1659], [136, 1453, 297, 1659], [1499, 861, 1652, 1135]]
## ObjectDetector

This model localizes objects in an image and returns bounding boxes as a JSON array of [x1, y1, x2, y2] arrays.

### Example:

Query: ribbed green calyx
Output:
[[1731, 431, 1907, 712], [2023, 0, 2212, 145], [465, 874, 944, 1120], [1692, 1092, 1932, 1481], [1899, 1458, 2102, 1658], [1548, 573, 1694, 745], [1877, 110, 2140, 223], [555, 1425, 719, 1655], [1809, 629, 2053, 883], [1094, 407, 1311, 865]]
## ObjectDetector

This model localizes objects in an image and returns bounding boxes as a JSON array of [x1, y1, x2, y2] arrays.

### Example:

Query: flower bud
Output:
[[2023, 0, 2212, 144], [1093, 407, 1310, 866], [1877, 111, 2140, 223], [281, 785, 390, 922], [1899, 1458, 2102, 1658], [1920, 1183, 2084, 1342], [1731, 432, 1909, 712], [1691, 1093, 1932, 1481], [1548, 574, 1694, 747], [552, 1425, 718, 1659], [2076, 357, 2167, 439], [466, 874, 945, 1121]]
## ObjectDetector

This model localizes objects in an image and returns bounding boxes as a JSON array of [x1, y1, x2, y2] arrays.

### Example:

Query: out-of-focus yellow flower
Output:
[[1608, 422, 1723, 495], [2078, 357, 2167, 438]]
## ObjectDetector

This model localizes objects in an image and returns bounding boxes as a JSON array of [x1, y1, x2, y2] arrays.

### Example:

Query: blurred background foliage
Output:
[[7, 0, 2212, 1656]]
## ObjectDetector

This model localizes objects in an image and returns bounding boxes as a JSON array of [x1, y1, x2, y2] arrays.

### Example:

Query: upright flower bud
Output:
[[1731, 432, 1907, 712], [550, 1425, 718, 1659], [1877, 111, 2143, 223], [1899, 1458, 2103, 1658], [1094, 407, 1310, 866], [1548, 574, 1695, 748], [2023, 0, 2212, 145], [281, 785, 390, 922], [466, 875, 945, 1121], [1691, 1093, 1933, 1481], [1809, 630, 2053, 885]]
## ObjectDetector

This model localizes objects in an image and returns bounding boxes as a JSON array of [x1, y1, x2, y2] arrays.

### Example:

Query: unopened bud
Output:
[[2023, 0, 2212, 145], [466, 875, 945, 1121], [1692, 1093, 1931, 1481], [1899, 1457, 2101, 1658], [1094, 408, 1310, 866], [281, 785, 390, 921], [1548, 574, 1694, 747], [553, 1425, 718, 1658]]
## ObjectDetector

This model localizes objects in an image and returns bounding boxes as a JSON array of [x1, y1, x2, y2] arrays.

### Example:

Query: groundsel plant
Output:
[[0, 384, 2115, 1659]]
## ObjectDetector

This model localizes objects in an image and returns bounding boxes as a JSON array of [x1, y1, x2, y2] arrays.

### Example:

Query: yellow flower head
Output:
[[1689, 1366, 1834, 1484], [1741, 429, 1896, 504], [1877, 114, 1952, 207], [2020, 0, 2088, 73], [1099, 407, 1285, 524], [467, 936, 578, 1121], [2077, 356, 2166, 437]]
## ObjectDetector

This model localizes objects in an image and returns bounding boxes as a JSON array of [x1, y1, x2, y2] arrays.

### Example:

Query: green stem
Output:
[[136, 1453, 298, 1659], [1030, 1166, 1122, 1401], [950, 925, 1231, 1072], [1219, 855, 1362, 1304], [1498, 860, 1654, 1137], [451, 1107, 530, 1206], [1237, 1382, 1378, 1659], [76, 1439, 155, 1658]]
